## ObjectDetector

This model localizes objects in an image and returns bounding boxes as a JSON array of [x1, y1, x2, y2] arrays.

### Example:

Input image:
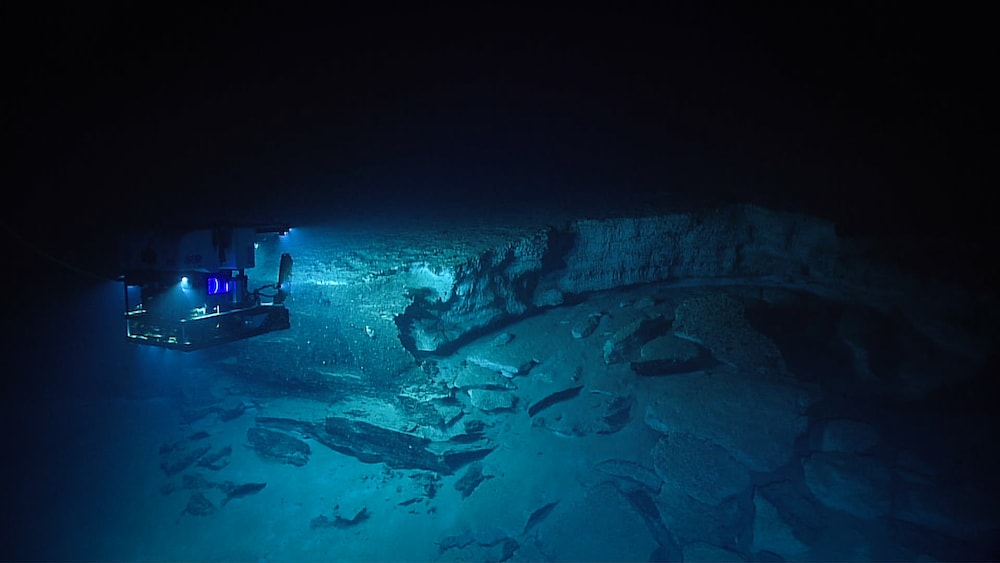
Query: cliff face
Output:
[[240, 203, 993, 400], [394, 204, 895, 357], [541, 205, 840, 295]]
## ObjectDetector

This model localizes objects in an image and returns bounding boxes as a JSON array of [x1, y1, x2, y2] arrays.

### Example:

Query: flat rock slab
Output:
[[450, 365, 517, 391], [753, 489, 811, 558], [651, 433, 751, 506], [672, 292, 786, 374], [246, 427, 310, 466], [594, 459, 663, 493], [466, 389, 517, 412], [645, 371, 818, 472], [802, 451, 891, 519], [532, 390, 633, 437], [320, 416, 448, 473], [534, 483, 659, 562]]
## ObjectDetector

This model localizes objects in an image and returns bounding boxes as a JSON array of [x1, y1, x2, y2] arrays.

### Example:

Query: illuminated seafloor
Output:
[[3, 203, 998, 562]]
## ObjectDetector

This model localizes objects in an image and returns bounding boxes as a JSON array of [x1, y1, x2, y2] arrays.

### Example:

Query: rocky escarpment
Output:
[[397, 205, 844, 356], [238, 203, 994, 403], [394, 205, 991, 380]]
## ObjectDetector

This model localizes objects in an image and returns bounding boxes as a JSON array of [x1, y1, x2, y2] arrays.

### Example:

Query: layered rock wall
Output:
[[398, 204, 842, 355], [240, 204, 992, 391], [542, 205, 839, 295]]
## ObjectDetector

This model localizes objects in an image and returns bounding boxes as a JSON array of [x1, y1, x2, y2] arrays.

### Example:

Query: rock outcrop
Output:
[[398, 205, 843, 358], [236, 204, 995, 404]]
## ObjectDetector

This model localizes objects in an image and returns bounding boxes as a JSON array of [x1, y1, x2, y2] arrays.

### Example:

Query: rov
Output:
[[118, 224, 293, 351]]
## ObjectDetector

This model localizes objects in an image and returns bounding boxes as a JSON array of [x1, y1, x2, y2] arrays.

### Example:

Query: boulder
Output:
[[601, 315, 670, 365], [466, 389, 517, 412], [632, 333, 707, 376], [594, 459, 663, 493], [640, 333, 701, 363]]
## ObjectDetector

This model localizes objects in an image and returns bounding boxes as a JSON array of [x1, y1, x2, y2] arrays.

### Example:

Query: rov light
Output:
[[180, 276, 190, 289], [207, 276, 232, 295]]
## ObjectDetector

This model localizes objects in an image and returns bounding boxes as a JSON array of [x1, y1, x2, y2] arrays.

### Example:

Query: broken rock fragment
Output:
[[571, 313, 602, 339], [631, 333, 706, 376], [246, 427, 310, 466], [466, 389, 517, 413], [527, 384, 584, 417]]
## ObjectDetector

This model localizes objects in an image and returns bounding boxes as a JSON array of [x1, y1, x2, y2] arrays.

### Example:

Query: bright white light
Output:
[[180, 276, 190, 290]]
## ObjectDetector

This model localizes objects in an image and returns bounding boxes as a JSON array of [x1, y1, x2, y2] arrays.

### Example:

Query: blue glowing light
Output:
[[207, 276, 232, 295]]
